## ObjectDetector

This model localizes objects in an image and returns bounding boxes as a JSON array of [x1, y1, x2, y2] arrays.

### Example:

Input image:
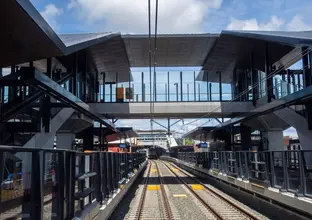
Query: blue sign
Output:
[[119, 143, 127, 148], [199, 143, 208, 148]]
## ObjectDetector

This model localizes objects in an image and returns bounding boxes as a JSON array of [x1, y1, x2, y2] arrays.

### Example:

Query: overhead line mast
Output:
[[149, 0, 159, 147]]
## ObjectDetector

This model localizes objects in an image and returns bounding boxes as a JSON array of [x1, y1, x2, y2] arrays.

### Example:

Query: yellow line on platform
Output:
[[251, 183, 265, 189], [151, 169, 157, 173], [191, 184, 204, 190], [147, 185, 160, 190]]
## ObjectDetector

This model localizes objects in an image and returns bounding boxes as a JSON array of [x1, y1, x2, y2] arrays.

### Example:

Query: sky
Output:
[[29, 0, 309, 137], [31, 0, 312, 34]]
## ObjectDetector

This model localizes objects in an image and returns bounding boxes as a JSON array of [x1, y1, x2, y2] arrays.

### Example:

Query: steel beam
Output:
[[303, 47, 311, 87], [72, 53, 77, 96], [250, 51, 258, 105], [20, 67, 116, 131]]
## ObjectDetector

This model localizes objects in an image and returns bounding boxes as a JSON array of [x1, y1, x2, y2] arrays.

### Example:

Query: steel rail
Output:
[[168, 161, 262, 220], [136, 161, 152, 220], [155, 161, 174, 220], [160, 160, 223, 220]]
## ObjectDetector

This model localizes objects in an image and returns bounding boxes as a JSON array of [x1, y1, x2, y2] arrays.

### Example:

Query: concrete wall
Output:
[[262, 130, 284, 150], [88, 101, 255, 118]]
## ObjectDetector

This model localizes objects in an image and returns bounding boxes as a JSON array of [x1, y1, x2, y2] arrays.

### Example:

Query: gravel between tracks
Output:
[[111, 160, 270, 220], [156, 161, 218, 220], [168, 161, 270, 220]]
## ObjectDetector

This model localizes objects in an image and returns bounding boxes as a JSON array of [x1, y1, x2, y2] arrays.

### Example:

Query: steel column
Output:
[[187, 84, 189, 101], [72, 53, 78, 96], [306, 103, 312, 130], [180, 71, 183, 101], [142, 72, 145, 102], [102, 72, 105, 102], [218, 71, 222, 101], [265, 43, 273, 102], [83, 54, 88, 101], [206, 71, 209, 101], [154, 71, 157, 102], [194, 71, 196, 101], [167, 71, 170, 101], [250, 51, 258, 105], [302, 47, 311, 88], [233, 68, 237, 100]]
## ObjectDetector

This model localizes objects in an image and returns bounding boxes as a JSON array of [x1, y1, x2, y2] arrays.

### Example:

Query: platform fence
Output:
[[0, 147, 146, 220], [176, 150, 312, 198]]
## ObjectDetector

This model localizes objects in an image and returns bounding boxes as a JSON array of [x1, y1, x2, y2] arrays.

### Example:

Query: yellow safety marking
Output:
[[251, 183, 265, 189], [171, 168, 179, 172], [191, 184, 204, 190], [120, 185, 124, 189], [147, 185, 160, 190], [151, 169, 157, 173], [173, 194, 187, 198], [211, 170, 219, 176]]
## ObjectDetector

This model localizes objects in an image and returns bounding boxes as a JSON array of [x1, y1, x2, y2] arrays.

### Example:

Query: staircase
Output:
[[274, 105, 312, 151]]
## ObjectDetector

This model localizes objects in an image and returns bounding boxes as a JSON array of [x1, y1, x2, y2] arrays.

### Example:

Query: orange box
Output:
[[116, 87, 124, 101]]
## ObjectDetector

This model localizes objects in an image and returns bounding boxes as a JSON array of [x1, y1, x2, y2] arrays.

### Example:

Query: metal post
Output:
[[142, 72, 145, 102], [265, 43, 273, 102], [209, 83, 212, 100], [31, 151, 43, 219], [206, 71, 209, 101], [198, 84, 201, 101], [250, 51, 258, 105], [187, 84, 189, 101], [218, 71, 222, 101], [84, 54, 88, 101], [194, 71, 196, 101], [165, 84, 167, 101], [72, 53, 77, 96], [180, 71, 183, 101], [154, 71, 157, 102], [110, 84, 112, 102], [143, 83, 146, 102], [103, 72, 106, 102], [175, 83, 178, 101], [287, 69, 291, 95], [297, 70, 301, 90], [167, 71, 170, 101]]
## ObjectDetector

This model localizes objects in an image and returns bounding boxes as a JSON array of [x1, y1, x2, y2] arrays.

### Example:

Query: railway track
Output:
[[133, 161, 174, 220], [161, 160, 267, 220]]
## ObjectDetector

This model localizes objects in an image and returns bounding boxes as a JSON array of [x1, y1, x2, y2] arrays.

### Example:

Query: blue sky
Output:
[[31, 0, 312, 34], [29, 0, 308, 137]]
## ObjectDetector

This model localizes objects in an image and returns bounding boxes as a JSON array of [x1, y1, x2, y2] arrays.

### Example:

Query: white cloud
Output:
[[286, 15, 312, 31], [226, 15, 284, 31], [226, 14, 312, 32], [41, 4, 63, 31], [68, 0, 222, 33]]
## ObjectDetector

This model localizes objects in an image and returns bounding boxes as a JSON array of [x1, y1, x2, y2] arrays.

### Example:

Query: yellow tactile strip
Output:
[[191, 184, 204, 190], [147, 185, 160, 190]]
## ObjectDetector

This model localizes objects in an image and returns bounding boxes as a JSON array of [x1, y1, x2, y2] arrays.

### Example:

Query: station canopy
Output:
[[2, 0, 312, 83]]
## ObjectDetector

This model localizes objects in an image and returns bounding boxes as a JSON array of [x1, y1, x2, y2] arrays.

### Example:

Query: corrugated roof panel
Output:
[[58, 32, 112, 47]]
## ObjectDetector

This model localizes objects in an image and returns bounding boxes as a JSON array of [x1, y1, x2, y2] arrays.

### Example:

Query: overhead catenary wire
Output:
[[148, 0, 159, 147], [182, 46, 312, 131]]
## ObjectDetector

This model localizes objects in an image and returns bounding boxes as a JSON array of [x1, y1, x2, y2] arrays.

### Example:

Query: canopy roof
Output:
[[2, 0, 312, 83]]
